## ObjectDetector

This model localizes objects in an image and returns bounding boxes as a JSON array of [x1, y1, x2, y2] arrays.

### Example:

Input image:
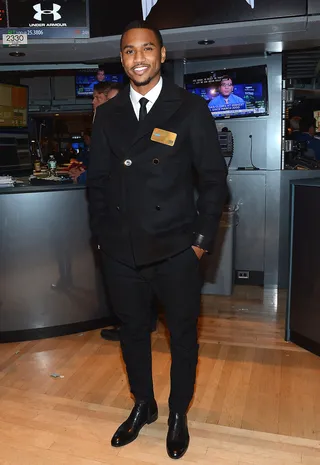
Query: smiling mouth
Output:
[[132, 65, 149, 75]]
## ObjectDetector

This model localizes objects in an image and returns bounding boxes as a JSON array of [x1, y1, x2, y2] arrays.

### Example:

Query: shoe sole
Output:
[[111, 411, 158, 448]]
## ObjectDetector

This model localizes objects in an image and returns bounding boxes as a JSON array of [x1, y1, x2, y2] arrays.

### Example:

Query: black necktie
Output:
[[139, 97, 149, 121]]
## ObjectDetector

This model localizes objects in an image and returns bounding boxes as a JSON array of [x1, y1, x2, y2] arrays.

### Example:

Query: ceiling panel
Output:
[[0, 14, 319, 67]]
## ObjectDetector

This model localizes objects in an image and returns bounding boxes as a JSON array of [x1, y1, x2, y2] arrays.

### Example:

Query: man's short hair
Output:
[[120, 20, 163, 49], [290, 117, 301, 131], [109, 82, 124, 92], [220, 75, 233, 85], [93, 81, 123, 96], [93, 82, 111, 96]]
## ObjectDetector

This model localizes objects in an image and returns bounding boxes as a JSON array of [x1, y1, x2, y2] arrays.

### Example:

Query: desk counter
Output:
[[0, 182, 112, 342]]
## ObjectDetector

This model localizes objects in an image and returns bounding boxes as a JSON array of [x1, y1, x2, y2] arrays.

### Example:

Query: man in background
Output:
[[70, 82, 123, 184], [288, 116, 301, 138], [209, 76, 246, 110], [92, 81, 122, 111], [292, 116, 320, 160]]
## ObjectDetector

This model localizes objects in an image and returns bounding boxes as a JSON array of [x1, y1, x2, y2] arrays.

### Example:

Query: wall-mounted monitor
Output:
[[184, 65, 268, 120], [0, 82, 28, 130], [75, 69, 124, 97]]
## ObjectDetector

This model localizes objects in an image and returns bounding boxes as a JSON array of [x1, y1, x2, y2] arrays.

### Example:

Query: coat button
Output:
[[155, 205, 161, 211], [124, 159, 132, 166], [116, 205, 120, 211], [152, 158, 159, 165]]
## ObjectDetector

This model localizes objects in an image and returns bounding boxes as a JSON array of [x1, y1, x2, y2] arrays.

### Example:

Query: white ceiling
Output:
[[1, 14, 320, 67]]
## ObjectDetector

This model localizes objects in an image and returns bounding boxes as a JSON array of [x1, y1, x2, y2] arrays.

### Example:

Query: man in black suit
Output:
[[87, 20, 227, 459]]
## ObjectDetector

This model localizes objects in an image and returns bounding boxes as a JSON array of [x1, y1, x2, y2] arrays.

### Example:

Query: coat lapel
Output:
[[110, 78, 184, 158], [110, 86, 139, 156], [131, 78, 183, 148]]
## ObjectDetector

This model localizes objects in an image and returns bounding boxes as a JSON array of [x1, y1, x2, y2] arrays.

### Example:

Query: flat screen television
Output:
[[75, 70, 124, 97], [184, 65, 268, 119], [0, 82, 28, 130]]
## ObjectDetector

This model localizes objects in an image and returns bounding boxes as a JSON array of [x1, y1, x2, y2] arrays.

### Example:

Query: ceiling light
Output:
[[198, 39, 215, 46], [9, 51, 25, 57]]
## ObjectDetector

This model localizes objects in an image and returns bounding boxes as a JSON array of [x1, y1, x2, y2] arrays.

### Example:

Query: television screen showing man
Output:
[[89, 69, 106, 90], [209, 76, 246, 112]]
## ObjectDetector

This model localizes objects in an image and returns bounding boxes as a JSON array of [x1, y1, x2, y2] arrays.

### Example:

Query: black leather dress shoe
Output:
[[100, 327, 120, 341], [166, 412, 190, 460], [111, 399, 158, 447]]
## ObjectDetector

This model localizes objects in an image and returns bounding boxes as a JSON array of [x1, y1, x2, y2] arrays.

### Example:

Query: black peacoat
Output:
[[87, 78, 227, 267]]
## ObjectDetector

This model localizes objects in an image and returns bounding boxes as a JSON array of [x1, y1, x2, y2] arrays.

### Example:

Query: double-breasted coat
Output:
[[87, 78, 227, 267]]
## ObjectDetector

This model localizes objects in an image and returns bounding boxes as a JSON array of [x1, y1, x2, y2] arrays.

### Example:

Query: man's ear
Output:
[[161, 46, 166, 64]]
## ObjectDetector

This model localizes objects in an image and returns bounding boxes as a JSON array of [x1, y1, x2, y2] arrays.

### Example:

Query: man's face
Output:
[[92, 91, 107, 110], [220, 79, 233, 98], [96, 70, 105, 82], [92, 88, 119, 111], [120, 28, 166, 94]]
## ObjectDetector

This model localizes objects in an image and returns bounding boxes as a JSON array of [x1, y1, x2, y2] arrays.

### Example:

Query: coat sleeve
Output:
[[191, 98, 228, 252], [86, 106, 111, 240]]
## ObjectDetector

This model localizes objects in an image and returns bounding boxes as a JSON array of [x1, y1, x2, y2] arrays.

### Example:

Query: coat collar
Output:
[[115, 76, 182, 108], [111, 77, 184, 155]]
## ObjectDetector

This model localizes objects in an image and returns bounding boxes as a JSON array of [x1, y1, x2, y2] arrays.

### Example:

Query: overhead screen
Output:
[[0, 0, 89, 38], [185, 65, 268, 120], [89, 0, 306, 37]]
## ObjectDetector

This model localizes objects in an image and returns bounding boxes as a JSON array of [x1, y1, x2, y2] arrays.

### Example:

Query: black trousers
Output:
[[101, 247, 202, 414]]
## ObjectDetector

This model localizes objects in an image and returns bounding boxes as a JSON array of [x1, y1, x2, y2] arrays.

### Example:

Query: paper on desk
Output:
[[0, 176, 14, 187]]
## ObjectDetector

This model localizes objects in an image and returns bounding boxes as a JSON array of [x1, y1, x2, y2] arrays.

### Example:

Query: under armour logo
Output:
[[246, 0, 254, 8], [33, 3, 61, 21]]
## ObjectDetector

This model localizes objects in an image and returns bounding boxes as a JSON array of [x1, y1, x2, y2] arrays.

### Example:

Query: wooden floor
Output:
[[1, 286, 320, 465]]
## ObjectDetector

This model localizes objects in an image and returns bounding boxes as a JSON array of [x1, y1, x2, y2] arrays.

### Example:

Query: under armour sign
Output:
[[33, 3, 61, 21]]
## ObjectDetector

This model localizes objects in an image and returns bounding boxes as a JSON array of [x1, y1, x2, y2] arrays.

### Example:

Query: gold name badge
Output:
[[151, 128, 177, 146]]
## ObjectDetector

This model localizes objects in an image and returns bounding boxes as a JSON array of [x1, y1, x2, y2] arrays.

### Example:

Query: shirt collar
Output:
[[130, 76, 163, 106]]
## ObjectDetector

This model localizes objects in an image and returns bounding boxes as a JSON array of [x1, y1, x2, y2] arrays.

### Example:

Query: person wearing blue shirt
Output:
[[292, 117, 320, 160], [89, 69, 106, 91], [69, 82, 123, 185], [209, 76, 246, 110]]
